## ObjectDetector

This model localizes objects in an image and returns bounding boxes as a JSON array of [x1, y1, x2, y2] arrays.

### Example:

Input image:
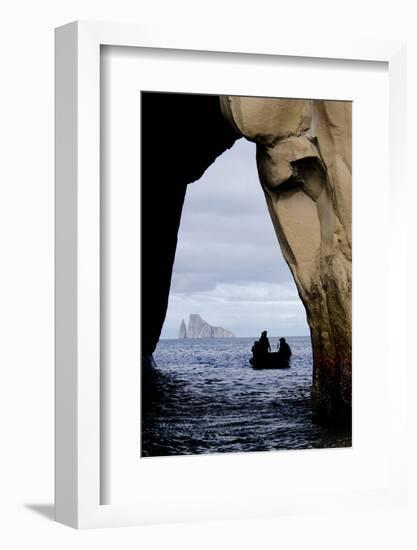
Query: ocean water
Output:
[[142, 336, 351, 457]]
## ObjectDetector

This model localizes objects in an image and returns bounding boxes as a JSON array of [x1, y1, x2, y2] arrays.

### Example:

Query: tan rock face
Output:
[[221, 96, 352, 425]]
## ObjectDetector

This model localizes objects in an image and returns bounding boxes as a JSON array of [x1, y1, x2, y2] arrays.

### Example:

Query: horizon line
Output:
[[159, 334, 310, 340]]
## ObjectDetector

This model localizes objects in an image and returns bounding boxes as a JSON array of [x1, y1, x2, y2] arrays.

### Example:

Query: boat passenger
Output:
[[251, 341, 260, 357], [258, 331, 271, 355], [277, 337, 292, 360]]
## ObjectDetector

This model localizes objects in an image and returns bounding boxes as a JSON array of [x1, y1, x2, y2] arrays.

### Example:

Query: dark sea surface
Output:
[[142, 336, 351, 457]]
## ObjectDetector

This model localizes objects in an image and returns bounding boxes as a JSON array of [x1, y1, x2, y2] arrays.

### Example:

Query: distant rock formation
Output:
[[179, 314, 234, 339], [179, 319, 187, 339]]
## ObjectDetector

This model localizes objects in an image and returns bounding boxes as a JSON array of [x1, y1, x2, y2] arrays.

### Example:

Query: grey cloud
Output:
[[171, 242, 292, 291]]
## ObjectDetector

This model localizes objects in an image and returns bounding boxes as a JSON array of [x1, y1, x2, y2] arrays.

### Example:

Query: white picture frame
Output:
[[55, 20, 407, 529]]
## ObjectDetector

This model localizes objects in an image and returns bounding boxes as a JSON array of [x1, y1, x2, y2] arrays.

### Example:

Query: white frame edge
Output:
[[55, 20, 407, 529]]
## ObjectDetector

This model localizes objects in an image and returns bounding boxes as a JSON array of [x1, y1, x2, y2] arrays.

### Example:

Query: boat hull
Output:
[[249, 352, 291, 369]]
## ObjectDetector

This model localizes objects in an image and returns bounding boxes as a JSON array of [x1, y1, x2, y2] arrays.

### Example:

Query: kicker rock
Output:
[[187, 314, 235, 339], [221, 96, 352, 425], [179, 319, 187, 339], [211, 325, 235, 338]]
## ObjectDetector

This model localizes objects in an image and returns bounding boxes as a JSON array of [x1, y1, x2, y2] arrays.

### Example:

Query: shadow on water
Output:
[[141, 337, 351, 457], [142, 368, 191, 456]]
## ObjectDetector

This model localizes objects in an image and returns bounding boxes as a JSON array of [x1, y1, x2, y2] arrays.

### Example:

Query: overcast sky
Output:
[[160, 138, 309, 338]]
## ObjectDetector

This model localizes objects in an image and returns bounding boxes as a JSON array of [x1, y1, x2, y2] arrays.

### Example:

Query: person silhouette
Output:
[[258, 331, 271, 355], [277, 337, 292, 360], [251, 340, 260, 357]]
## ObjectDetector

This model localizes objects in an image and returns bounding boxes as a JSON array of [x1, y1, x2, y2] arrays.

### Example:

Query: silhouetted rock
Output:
[[141, 92, 240, 356]]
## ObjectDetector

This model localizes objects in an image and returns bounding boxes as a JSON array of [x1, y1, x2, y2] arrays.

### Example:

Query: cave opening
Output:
[[161, 137, 310, 343], [141, 91, 309, 357]]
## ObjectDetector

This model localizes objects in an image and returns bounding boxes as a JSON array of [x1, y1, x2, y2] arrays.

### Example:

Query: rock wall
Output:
[[221, 96, 352, 425]]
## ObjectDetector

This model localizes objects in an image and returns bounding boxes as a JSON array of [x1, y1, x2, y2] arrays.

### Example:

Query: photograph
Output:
[[141, 91, 352, 457]]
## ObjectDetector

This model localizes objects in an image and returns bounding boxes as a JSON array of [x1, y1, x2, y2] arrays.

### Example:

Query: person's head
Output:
[[280, 337, 286, 342]]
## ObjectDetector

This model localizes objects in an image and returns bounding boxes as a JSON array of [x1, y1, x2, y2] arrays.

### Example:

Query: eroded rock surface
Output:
[[221, 96, 352, 425]]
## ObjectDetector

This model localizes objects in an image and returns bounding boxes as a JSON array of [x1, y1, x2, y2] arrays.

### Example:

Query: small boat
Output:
[[249, 352, 291, 369]]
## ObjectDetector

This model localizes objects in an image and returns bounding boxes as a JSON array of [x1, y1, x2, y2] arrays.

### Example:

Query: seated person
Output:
[[277, 337, 292, 361]]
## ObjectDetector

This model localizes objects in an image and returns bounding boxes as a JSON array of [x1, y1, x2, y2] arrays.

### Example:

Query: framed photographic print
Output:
[[55, 21, 407, 528]]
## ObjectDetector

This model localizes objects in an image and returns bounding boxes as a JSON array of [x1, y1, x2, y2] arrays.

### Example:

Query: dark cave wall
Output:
[[141, 92, 240, 355]]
